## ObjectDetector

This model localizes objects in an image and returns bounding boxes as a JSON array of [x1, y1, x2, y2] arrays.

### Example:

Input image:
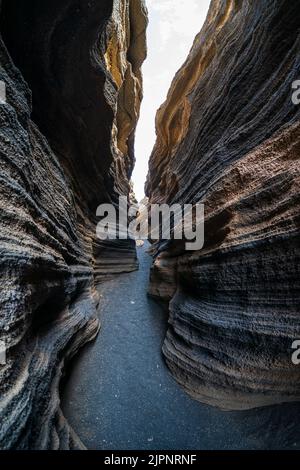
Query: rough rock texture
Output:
[[0, 0, 147, 449], [146, 0, 300, 410]]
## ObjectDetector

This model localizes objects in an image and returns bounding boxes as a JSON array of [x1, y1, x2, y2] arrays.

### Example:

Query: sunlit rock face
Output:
[[146, 0, 300, 410], [0, 0, 147, 449]]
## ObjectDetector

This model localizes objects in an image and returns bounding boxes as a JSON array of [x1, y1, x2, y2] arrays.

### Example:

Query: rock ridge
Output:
[[146, 0, 300, 410]]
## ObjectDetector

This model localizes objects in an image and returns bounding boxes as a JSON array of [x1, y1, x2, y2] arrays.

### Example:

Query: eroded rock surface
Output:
[[146, 0, 300, 410], [0, 0, 147, 449]]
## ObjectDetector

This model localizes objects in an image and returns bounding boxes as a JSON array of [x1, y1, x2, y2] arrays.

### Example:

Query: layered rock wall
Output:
[[146, 0, 300, 410], [0, 0, 147, 448]]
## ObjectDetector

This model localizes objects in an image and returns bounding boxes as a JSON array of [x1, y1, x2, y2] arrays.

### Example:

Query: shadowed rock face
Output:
[[146, 0, 300, 410], [0, 0, 147, 449]]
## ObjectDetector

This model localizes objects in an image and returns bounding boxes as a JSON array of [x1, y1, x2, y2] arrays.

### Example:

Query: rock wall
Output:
[[0, 0, 147, 449], [146, 0, 300, 410]]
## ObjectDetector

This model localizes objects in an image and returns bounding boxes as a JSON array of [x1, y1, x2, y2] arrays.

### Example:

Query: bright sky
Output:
[[131, 0, 211, 201]]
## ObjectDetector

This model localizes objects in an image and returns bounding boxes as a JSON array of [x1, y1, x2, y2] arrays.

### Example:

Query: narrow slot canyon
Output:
[[0, 0, 300, 451]]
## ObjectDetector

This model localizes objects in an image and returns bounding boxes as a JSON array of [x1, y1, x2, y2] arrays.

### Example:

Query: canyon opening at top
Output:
[[132, 0, 211, 201]]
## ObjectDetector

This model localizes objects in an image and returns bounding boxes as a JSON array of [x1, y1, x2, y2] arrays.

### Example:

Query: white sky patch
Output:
[[131, 0, 211, 201]]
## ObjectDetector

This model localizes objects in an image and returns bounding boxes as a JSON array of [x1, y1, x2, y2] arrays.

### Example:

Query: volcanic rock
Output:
[[146, 0, 300, 410], [0, 0, 147, 449]]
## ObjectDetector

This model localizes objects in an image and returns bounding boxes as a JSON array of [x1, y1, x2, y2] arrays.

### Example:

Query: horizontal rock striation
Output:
[[146, 0, 300, 410], [0, 0, 147, 448]]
